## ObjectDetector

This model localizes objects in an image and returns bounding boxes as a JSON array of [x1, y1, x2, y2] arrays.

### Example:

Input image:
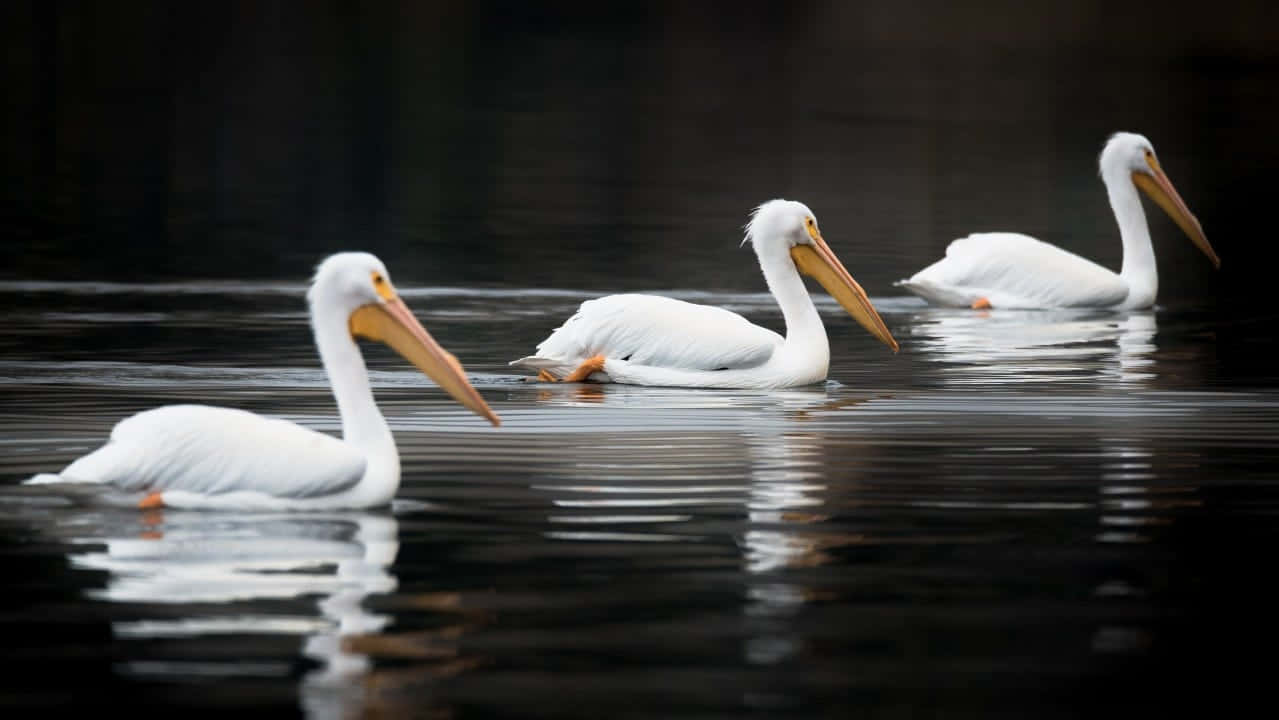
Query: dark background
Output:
[[3, 4, 1279, 716], [3, 0, 1277, 307]]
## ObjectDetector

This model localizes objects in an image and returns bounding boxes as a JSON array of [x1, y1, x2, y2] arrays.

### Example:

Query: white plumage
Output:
[[47, 405, 366, 499], [515, 294, 782, 378], [27, 252, 499, 510], [898, 132, 1218, 310], [899, 233, 1129, 309], [512, 200, 898, 389]]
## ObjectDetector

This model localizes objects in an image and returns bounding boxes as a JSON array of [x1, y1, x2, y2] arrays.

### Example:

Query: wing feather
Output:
[[59, 405, 366, 499], [900, 233, 1130, 309], [514, 294, 782, 373]]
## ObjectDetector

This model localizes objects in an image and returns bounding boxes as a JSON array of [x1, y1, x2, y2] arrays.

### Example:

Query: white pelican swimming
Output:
[[897, 132, 1220, 310], [511, 199, 898, 389], [26, 252, 500, 510]]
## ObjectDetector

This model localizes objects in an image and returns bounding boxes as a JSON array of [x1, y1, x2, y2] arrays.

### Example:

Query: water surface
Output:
[[3, 283, 1278, 717]]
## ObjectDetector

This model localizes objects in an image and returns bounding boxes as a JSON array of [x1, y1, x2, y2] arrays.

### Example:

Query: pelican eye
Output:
[[804, 216, 820, 240], [370, 272, 395, 300]]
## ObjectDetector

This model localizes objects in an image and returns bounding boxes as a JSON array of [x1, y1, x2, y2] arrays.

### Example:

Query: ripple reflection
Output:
[[909, 308, 1159, 386], [12, 507, 421, 717]]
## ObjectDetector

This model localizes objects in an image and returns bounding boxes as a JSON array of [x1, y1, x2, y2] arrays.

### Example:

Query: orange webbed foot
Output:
[[564, 355, 607, 383]]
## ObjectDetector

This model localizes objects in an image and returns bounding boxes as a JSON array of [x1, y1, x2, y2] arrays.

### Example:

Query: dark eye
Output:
[[373, 274, 385, 285]]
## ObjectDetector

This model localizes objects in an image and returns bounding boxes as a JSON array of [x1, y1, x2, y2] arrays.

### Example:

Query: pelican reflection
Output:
[[739, 429, 858, 672], [741, 430, 830, 575], [43, 509, 405, 716], [908, 308, 1158, 385]]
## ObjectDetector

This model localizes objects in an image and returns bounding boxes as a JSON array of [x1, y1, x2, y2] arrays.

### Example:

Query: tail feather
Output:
[[24, 473, 67, 485], [509, 355, 559, 369], [510, 355, 578, 378], [895, 278, 973, 308], [7, 479, 140, 508], [25, 442, 124, 487]]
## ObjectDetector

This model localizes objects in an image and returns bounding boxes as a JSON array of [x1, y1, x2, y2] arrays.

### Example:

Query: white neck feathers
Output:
[[310, 297, 393, 452], [753, 240, 830, 365], [1101, 159, 1158, 307]]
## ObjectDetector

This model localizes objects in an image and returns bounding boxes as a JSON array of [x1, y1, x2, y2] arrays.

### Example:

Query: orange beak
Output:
[[1132, 154, 1219, 269], [790, 233, 899, 352], [349, 297, 500, 426]]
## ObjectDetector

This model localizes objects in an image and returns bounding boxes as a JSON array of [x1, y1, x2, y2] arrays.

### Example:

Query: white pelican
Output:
[[511, 199, 898, 389], [26, 252, 500, 510], [897, 132, 1219, 310]]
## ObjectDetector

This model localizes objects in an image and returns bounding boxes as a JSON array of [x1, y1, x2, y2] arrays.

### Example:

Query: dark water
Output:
[[5, 2, 1279, 717], [3, 284, 1279, 718]]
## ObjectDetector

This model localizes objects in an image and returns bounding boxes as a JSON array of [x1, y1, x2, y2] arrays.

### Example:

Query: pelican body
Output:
[[27, 252, 500, 510], [512, 200, 898, 389], [898, 132, 1219, 310]]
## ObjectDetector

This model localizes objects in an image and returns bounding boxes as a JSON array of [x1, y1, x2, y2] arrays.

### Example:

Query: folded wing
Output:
[[56, 405, 366, 499], [512, 294, 783, 375], [899, 233, 1130, 309]]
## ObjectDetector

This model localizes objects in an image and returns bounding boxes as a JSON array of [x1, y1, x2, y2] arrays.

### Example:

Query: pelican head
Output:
[[1100, 132, 1219, 269], [309, 252, 500, 426], [746, 199, 898, 352]]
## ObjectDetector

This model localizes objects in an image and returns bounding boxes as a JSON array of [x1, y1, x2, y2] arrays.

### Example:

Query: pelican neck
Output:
[[755, 242, 828, 352], [1103, 167, 1158, 307], [310, 299, 393, 451]]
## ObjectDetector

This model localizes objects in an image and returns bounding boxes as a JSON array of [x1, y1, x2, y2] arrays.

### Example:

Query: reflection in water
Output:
[[531, 387, 844, 547], [54, 511, 402, 717], [4, 284, 1277, 716], [529, 394, 843, 676], [1092, 438, 1159, 656], [909, 309, 1158, 386], [529, 382, 846, 414], [741, 431, 828, 575], [527, 385, 855, 548], [1094, 438, 1200, 545], [1116, 314, 1157, 384], [741, 430, 829, 672], [1090, 431, 1203, 655], [1095, 439, 1159, 543]]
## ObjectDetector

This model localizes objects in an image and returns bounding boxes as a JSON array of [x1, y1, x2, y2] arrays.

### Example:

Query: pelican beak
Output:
[[1132, 155, 1220, 269], [349, 297, 501, 426], [790, 233, 899, 352]]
